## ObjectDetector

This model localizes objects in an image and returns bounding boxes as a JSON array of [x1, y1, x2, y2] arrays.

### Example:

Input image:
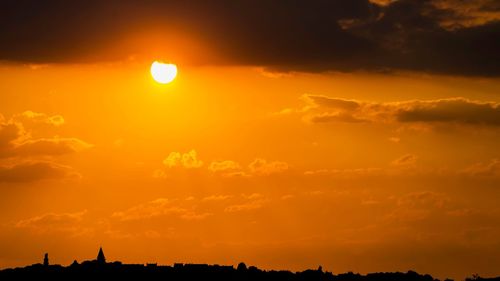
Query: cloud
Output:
[[281, 194, 295, 200], [14, 111, 65, 127], [0, 161, 79, 183], [14, 137, 93, 157], [303, 157, 500, 181], [383, 191, 450, 224], [208, 160, 241, 173], [155, 150, 204, 177], [209, 159, 289, 177], [248, 158, 289, 176], [223, 193, 269, 213], [0, 122, 23, 156], [224, 201, 265, 213], [461, 159, 500, 177], [395, 98, 500, 125], [0, 114, 92, 158], [163, 150, 203, 169], [16, 210, 88, 234], [310, 112, 368, 123], [112, 198, 211, 221], [0, 0, 499, 76], [202, 195, 232, 201], [388, 137, 401, 143], [369, 0, 397, 5], [300, 95, 500, 127], [430, 0, 500, 29], [0, 111, 90, 182], [304, 167, 384, 178], [306, 96, 361, 111], [397, 191, 449, 209], [242, 193, 264, 200], [156, 154, 288, 178], [391, 154, 418, 167], [224, 199, 268, 213], [208, 160, 248, 177]]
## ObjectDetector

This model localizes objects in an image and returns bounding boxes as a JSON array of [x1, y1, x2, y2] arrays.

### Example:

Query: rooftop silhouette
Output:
[[97, 247, 106, 264], [1, 248, 498, 281]]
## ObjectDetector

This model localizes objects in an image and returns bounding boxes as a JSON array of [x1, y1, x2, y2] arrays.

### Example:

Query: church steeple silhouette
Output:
[[96, 247, 106, 264]]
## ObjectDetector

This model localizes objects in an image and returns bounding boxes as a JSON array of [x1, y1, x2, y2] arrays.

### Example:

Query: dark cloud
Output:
[[0, 161, 78, 183], [0, 111, 89, 183], [396, 98, 500, 125], [300, 95, 500, 126], [0, 122, 22, 156], [0, 0, 499, 76], [391, 154, 418, 167], [14, 138, 92, 157], [0, 115, 92, 158]]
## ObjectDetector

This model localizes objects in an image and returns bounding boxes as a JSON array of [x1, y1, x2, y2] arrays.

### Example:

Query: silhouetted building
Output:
[[43, 253, 49, 267], [97, 247, 106, 264], [237, 262, 247, 271]]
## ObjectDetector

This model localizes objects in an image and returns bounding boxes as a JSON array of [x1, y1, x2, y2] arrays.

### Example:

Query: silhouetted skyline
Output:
[[1, 248, 499, 281]]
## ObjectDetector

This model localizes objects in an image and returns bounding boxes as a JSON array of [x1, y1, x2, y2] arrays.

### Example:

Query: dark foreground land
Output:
[[1, 250, 499, 281], [2, 262, 500, 281], [0, 262, 425, 281]]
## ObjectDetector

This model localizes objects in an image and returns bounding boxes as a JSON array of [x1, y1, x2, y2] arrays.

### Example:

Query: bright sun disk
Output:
[[151, 61, 177, 84]]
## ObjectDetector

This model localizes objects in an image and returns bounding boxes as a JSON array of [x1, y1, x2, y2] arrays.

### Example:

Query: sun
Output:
[[151, 61, 177, 84]]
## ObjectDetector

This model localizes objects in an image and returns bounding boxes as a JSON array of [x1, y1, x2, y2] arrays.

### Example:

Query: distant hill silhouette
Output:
[[0, 248, 497, 281]]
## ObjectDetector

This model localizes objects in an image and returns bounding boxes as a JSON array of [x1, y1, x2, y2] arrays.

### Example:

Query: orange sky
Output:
[[1, 62, 500, 280], [1, 1, 500, 280]]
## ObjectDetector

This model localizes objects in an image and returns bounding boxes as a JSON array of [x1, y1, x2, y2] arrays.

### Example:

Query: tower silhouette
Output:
[[43, 253, 49, 267], [97, 247, 106, 264]]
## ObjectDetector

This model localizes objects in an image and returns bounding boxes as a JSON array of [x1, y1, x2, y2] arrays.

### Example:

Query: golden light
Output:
[[151, 61, 177, 84]]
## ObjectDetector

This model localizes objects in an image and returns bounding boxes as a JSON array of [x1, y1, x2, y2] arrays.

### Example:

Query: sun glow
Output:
[[151, 61, 177, 84]]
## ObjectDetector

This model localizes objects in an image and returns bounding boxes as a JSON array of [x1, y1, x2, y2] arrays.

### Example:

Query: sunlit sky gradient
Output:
[[1, 1, 500, 280]]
